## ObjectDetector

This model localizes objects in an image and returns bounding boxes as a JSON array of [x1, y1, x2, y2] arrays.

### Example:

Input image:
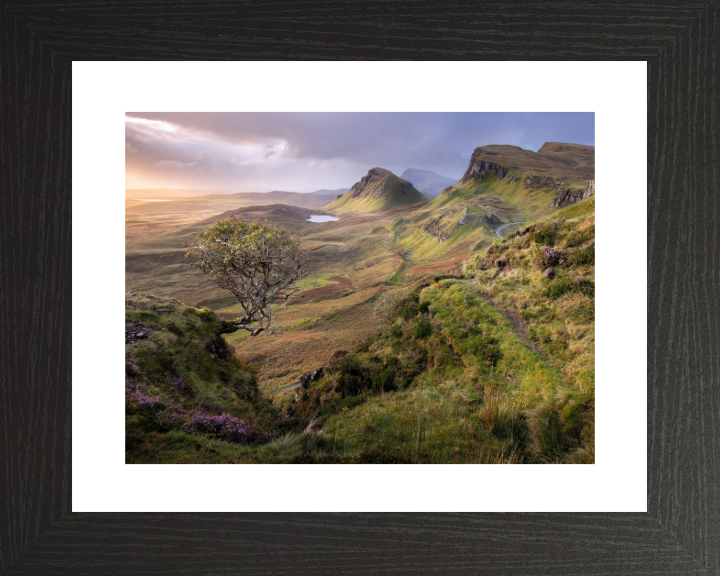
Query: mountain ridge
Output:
[[325, 167, 429, 214], [389, 142, 595, 260]]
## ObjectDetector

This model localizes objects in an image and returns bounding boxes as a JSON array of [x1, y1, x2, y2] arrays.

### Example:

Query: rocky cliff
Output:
[[458, 148, 511, 185], [550, 180, 595, 208], [525, 175, 562, 188]]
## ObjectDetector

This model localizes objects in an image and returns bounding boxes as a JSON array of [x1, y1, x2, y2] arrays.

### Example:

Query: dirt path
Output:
[[463, 282, 548, 361], [270, 382, 301, 395], [495, 221, 525, 239]]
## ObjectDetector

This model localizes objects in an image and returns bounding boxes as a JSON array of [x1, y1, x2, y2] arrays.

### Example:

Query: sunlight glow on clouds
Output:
[[125, 112, 595, 193], [124, 115, 178, 132], [154, 160, 203, 169]]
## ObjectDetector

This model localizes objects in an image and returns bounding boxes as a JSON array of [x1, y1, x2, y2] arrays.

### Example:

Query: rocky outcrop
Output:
[[422, 207, 504, 244], [350, 169, 382, 198], [483, 214, 503, 227], [295, 366, 325, 400], [349, 168, 415, 199], [525, 175, 562, 188], [550, 180, 595, 208], [125, 319, 160, 345], [298, 367, 324, 387], [586, 179, 595, 197], [459, 161, 508, 184], [550, 188, 582, 208], [459, 210, 502, 229], [458, 148, 510, 185], [421, 217, 451, 243], [458, 210, 483, 227]]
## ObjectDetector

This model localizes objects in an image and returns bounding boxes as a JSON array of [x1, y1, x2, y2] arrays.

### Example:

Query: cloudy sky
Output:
[[125, 112, 595, 193]]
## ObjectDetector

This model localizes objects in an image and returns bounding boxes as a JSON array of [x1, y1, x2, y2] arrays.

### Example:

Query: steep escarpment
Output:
[[390, 142, 595, 260], [457, 150, 510, 185], [325, 168, 428, 215], [460, 143, 594, 184], [452, 143, 595, 214]]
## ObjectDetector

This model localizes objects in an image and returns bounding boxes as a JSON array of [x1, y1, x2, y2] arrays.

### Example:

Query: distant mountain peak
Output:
[[325, 168, 428, 214], [402, 168, 439, 178], [400, 168, 457, 198]]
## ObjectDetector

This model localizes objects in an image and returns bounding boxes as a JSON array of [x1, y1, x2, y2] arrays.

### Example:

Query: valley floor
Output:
[[125, 195, 594, 464], [127, 203, 467, 394]]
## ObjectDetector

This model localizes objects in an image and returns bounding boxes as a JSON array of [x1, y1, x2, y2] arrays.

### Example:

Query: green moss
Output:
[[135, 311, 160, 322], [569, 243, 595, 266], [386, 270, 403, 286], [413, 319, 433, 339], [125, 294, 283, 464], [166, 321, 184, 336], [530, 222, 560, 246]]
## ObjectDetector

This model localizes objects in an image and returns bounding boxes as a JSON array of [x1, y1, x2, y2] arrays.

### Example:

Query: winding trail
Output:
[[269, 280, 559, 398], [270, 382, 301, 395], [495, 221, 525, 239], [463, 281, 549, 363]]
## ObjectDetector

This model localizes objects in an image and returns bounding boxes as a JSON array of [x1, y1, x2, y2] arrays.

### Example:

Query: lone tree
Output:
[[185, 217, 309, 336]]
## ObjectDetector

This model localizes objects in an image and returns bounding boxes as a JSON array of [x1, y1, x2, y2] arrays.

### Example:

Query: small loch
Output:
[[307, 215, 339, 223]]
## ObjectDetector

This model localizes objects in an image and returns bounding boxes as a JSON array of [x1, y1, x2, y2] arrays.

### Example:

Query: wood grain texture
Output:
[[1, 1, 718, 573]]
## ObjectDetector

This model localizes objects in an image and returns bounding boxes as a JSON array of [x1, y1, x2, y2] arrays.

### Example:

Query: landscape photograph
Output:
[[125, 112, 595, 464]]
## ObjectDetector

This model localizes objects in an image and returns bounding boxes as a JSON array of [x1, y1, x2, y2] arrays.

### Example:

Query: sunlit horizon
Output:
[[125, 112, 595, 194]]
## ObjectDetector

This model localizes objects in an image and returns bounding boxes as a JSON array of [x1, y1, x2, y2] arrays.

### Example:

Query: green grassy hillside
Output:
[[283, 199, 595, 464], [390, 186, 522, 261], [124, 294, 294, 463], [467, 196, 595, 389], [326, 168, 428, 214], [125, 143, 595, 464], [126, 196, 594, 464], [450, 143, 594, 218], [376, 143, 595, 263]]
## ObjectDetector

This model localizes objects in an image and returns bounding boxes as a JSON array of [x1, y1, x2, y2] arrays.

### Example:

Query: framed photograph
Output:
[[75, 62, 644, 514], [3, 2, 718, 573]]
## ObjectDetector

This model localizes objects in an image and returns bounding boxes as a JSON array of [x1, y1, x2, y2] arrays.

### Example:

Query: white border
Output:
[[72, 62, 647, 512]]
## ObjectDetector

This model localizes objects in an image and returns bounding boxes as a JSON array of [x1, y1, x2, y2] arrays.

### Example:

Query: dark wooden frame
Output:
[[2, 2, 718, 574]]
